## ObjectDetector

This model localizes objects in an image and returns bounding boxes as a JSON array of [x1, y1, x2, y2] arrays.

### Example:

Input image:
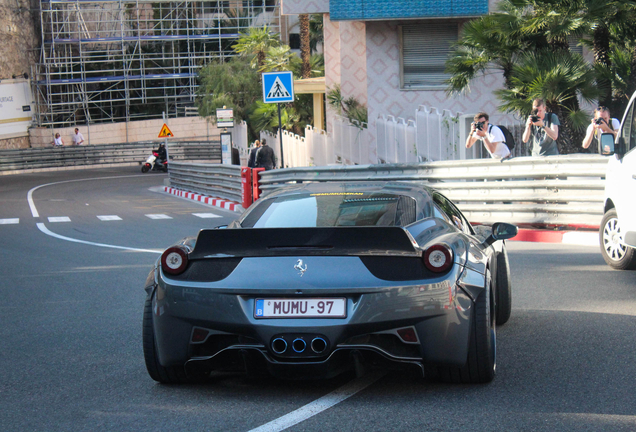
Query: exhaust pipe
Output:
[[271, 338, 287, 354], [311, 337, 327, 354], [292, 338, 306, 353]]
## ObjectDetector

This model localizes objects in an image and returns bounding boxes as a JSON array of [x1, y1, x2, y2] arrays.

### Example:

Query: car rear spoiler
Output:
[[189, 227, 421, 259]]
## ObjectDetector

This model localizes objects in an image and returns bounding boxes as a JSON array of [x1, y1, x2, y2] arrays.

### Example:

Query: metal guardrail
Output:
[[256, 155, 609, 228], [168, 162, 242, 203], [0, 140, 221, 174], [164, 154, 609, 228]]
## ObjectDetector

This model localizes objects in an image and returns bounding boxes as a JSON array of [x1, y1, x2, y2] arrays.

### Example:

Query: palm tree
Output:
[[497, 49, 599, 153], [309, 14, 324, 54], [232, 25, 281, 70], [261, 45, 300, 72], [299, 14, 311, 78]]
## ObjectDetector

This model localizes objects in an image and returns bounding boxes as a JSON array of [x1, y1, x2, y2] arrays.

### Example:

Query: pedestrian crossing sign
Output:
[[262, 71, 294, 103], [158, 123, 173, 138]]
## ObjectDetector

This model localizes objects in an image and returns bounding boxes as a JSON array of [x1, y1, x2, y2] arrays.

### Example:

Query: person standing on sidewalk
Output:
[[465, 112, 511, 160], [248, 140, 261, 168], [582, 106, 620, 154], [522, 98, 560, 156], [255, 139, 276, 170], [53, 133, 64, 147], [72, 128, 85, 146]]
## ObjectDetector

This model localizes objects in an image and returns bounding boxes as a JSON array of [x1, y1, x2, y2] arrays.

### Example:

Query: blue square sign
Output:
[[262, 71, 295, 104]]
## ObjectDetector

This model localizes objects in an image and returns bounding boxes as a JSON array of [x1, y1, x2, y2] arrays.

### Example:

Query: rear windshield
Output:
[[241, 192, 417, 228]]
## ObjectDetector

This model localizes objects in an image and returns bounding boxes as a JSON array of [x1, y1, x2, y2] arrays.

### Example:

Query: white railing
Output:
[[254, 106, 529, 168]]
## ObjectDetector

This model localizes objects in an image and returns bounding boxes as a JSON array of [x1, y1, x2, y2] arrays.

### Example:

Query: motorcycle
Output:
[[141, 151, 168, 173]]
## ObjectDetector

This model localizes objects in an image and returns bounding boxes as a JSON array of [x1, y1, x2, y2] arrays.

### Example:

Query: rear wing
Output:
[[189, 227, 421, 259]]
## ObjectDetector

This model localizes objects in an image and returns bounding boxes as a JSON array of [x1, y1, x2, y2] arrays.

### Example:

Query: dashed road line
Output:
[[97, 215, 123, 221], [48, 217, 71, 223], [0, 218, 19, 224], [193, 213, 222, 219], [145, 214, 173, 219]]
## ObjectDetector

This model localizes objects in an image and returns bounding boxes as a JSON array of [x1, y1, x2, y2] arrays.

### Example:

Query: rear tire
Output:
[[142, 293, 191, 384], [141, 164, 150, 173], [425, 270, 496, 384], [600, 209, 636, 270], [495, 248, 512, 325]]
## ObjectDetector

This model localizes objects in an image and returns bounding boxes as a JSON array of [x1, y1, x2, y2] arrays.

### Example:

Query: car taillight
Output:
[[161, 246, 189, 275], [424, 244, 453, 273]]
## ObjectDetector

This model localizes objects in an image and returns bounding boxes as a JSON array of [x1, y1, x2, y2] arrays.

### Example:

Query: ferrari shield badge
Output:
[[294, 259, 307, 277]]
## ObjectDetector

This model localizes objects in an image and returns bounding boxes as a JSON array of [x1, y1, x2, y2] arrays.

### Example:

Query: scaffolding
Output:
[[34, 0, 280, 127]]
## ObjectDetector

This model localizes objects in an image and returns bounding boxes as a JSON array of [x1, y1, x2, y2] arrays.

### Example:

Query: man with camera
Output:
[[466, 112, 511, 160], [582, 106, 620, 154], [522, 98, 560, 156]]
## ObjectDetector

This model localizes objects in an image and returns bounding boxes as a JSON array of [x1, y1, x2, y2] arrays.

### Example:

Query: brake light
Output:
[[161, 246, 189, 275], [424, 244, 453, 273]]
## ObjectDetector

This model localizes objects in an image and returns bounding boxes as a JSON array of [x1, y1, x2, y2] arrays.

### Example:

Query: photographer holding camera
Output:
[[522, 98, 560, 156], [465, 112, 510, 160], [582, 106, 620, 154]]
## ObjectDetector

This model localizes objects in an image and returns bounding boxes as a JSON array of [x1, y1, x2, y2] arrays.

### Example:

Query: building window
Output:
[[399, 23, 458, 89], [243, 0, 276, 12], [289, 33, 300, 49]]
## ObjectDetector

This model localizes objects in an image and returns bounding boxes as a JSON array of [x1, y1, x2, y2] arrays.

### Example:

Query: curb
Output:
[[164, 186, 243, 213], [511, 229, 599, 247]]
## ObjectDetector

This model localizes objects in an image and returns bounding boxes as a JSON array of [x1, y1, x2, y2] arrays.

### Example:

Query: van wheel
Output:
[[600, 209, 636, 270]]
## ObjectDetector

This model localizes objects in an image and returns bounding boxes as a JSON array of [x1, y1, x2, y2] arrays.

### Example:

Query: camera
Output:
[[474, 121, 485, 131], [530, 109, 540, 123], [594, 118, 605, 125]]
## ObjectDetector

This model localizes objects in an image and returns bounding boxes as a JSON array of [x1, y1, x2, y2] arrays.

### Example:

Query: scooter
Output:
[[141, 151, 168, 173]]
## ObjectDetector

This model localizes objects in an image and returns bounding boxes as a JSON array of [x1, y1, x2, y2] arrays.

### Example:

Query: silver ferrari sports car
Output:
[[143, 182, 516, 384]]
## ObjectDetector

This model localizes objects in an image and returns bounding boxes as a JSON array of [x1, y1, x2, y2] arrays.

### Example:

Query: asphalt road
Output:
[[1, 167, 635, 432]]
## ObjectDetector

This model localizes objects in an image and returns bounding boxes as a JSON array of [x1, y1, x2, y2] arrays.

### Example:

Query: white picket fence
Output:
[[253, 107, 528, 168]]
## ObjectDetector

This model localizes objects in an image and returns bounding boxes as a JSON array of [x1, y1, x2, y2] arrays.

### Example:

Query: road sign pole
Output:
[[277, 103, 284, 168]]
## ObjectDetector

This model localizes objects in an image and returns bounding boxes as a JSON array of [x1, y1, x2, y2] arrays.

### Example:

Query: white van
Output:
[[599, 93, 636, 269]]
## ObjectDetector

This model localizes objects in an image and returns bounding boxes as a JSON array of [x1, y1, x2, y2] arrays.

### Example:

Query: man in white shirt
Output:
[[72, 128, 85, 146], [582, 106, 620, 154], [465, 112, 511, 160]]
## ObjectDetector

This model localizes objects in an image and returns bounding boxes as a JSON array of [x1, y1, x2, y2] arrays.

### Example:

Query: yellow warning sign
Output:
[[158, 123, 173, 138]]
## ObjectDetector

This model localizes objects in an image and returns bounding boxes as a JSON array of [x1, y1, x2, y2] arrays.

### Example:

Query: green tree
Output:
[[232, 25, 281, 70], [309, 14, 324, 54], [196, 57, 262, 137]]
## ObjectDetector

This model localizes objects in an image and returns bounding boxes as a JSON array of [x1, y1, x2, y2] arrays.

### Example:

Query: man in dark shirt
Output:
[[247, 140, 260, 168], [255, 139, 276, 170]]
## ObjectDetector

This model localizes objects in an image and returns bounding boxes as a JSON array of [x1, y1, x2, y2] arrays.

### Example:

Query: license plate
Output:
[[254, 298, 346, 318]]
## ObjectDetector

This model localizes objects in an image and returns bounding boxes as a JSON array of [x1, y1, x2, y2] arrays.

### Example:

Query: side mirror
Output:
[[600, 133, 615, 155], [482, 222, 518, 247]]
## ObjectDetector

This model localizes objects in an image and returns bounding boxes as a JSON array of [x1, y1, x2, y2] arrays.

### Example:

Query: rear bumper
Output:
[[151, 265, 485, 376]]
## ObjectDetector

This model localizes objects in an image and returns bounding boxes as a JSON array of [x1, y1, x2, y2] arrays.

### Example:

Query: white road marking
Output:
[[145, 214, 173, 219], [562, 231, 598, 247], [193, 213, 222, 218], [246, 371, 386, 432], [97, 215, 122, 221], [0, 218, 19, 224], [36, 223, 161, 253], [48, 216, 71, 222]]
